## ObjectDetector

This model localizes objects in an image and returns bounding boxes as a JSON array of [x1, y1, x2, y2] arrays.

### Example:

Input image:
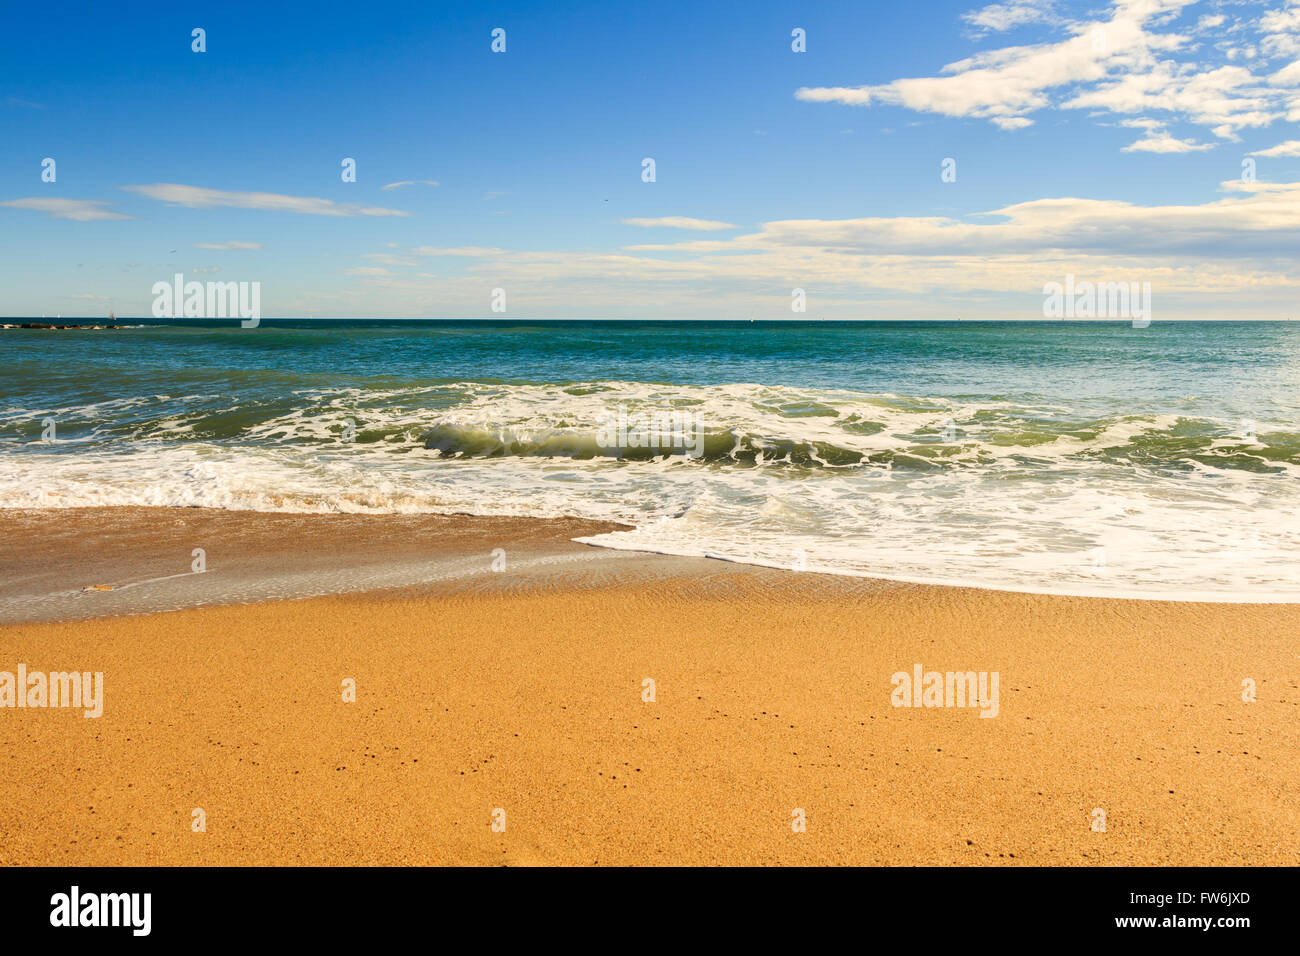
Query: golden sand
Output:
[[1, 510, 1297, 865]]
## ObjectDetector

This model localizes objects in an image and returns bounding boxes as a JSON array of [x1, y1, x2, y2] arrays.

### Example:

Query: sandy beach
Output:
[[0, 507, 1296, 866]]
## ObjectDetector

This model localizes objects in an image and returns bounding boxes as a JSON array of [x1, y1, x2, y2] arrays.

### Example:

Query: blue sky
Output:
[[2, 0, 1299, 319]]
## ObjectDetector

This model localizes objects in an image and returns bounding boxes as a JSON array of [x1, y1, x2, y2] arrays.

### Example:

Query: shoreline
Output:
[[1, 507, 1295, 623]]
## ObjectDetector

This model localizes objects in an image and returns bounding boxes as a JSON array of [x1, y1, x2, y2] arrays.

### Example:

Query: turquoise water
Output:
[[3, 320, 1298, 598]]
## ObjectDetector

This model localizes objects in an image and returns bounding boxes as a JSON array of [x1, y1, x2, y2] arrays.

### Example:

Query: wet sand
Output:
[[0, 508, 639, 623], [1, 507, 1297, 865]]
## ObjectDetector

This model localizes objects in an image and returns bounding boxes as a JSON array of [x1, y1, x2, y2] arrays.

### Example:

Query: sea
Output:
[[2, 319, 1298, 601]]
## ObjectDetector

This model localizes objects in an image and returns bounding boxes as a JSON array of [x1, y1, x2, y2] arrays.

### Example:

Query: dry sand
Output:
[[1, 508, 1297, 865]]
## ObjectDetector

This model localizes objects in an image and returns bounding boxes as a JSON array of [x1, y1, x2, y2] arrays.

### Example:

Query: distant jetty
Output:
[[1, 323, 122, 330]]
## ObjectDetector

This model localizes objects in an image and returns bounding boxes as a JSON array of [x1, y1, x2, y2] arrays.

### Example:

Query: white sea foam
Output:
[[2, 380, 1298, 601]]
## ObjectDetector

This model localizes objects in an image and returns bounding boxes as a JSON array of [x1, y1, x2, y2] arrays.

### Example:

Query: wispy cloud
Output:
[[1250, 139, 1300, 156], [962, 1, 1059, 36], [412, 246, 507, 257], [193, 240, 263, 250], [121, 183, 410, 217], [5, 96, 45, 109], [625, 180, 1300, 259], [1121, 128, 1215, 152], [0, 198, 131, 221], [362, 252, 418, 267], [622, 216, 739, 230], [344, 266, 394, 276], [380, 180, 440, 191]]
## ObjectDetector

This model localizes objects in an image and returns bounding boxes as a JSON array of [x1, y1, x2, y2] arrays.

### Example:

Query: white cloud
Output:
[[1064, 62, 1278, 139], [193, 240, 263, 250], [797, 0, 1299, 146], [1249, 138, 1300, 155], [613, 180, 1300, 269], [342, 181, 1300, 320], [121, 184, 410, 217], [198, 174, 1300, 319], [1258, 2, 1300, 58], [412, 246, 507, 257], [796, 1, 1188, 128], [362, 252, 418, 267], [963, 1, 1058, 35], [1269, 59, 1300, 85], [1121, 129, 1216, 151], [0, 198, 131, 221], [380, 180, 439, 190], [621, 216, 738, 230]]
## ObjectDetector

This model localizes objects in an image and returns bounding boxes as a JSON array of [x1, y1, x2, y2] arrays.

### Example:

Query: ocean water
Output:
[[2, 319, 1298, 600]]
